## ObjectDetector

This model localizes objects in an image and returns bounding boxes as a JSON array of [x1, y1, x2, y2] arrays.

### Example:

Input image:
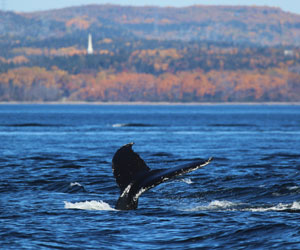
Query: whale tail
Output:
[[112, 143, 212, 210]]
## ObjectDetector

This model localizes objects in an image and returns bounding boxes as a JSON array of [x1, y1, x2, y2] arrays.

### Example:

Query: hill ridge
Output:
[[0, 4, 298, 46]]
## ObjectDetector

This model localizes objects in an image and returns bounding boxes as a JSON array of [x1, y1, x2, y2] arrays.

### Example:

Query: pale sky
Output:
[[2, 0, 300, 15]]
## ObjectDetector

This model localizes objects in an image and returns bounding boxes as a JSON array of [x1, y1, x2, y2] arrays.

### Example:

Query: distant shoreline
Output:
[[1, 101, 300, 106]]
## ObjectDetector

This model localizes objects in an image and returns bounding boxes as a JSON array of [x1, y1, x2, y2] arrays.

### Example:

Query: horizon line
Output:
[[5, 3, 295, 15]]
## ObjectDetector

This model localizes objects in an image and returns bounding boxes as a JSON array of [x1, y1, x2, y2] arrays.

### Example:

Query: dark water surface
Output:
[[1, 104, 300, 249]]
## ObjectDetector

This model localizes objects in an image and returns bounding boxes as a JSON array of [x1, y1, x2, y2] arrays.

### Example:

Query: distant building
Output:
[[87, 33, 94, 55]]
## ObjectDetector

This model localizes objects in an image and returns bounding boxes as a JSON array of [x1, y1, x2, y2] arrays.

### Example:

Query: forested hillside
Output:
[[0, 5, 299, 102]]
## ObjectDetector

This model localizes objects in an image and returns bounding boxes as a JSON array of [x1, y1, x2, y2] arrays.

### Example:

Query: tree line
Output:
[[0, 66, 299, 102], [0, 38, 299, 102]]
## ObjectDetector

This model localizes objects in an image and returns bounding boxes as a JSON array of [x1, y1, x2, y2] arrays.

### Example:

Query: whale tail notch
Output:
[[112, 143, 212, 210]]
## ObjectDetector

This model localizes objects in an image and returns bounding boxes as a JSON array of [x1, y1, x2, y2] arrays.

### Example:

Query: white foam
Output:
[[291, 201, 300, 209], [184, 200, 238, 211], [64, 200, 116, 211], [112, 123, 125, 128], [70, 182, 82, 187], [243, 201, 300, 212], [248, 203, 290, 212], [208, 200, 236, 209], [184, 200, 300, 212], [248, 203, 289, 212], [181, 178, 193, 184]]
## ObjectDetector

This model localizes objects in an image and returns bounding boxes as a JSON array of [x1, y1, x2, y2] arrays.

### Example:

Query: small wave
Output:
[[208, 200, 236, 208], [61, 164, 84, 169], [47, 182, 86, 193], [261, 153, 300, 161], [185, 200, 300, 213], [151, 152, 173, 157], [22, 156, 53, 161], [161, 157, 206, 164], [181, 178, 193, 184], [112, 123, 154, 128], [64, 200, 116, 211], [185, 200, 238, 211], [288, 186, 300, 191], [70, 182, 82, 187], [4, 123, 62, 127], [247, 202, 300, 212], [209, 123, 255, 127]]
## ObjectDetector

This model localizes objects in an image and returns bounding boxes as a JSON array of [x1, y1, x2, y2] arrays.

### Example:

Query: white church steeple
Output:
[[87, 33, 93, 55]]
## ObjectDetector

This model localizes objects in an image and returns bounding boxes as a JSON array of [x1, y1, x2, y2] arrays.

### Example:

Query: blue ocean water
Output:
[[0, 104, 300, 249]]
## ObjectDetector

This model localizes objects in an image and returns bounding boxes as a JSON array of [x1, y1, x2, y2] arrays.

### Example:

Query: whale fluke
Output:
[[112, 143, 212, 210]]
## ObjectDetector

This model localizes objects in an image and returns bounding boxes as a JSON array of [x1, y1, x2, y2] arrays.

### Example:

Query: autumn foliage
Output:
[[0, 5, 300, 102], [0, 66, 299, 102]]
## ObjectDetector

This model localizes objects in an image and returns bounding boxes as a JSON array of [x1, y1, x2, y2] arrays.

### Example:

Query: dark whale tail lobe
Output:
[[112, 143, 212, 210]]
